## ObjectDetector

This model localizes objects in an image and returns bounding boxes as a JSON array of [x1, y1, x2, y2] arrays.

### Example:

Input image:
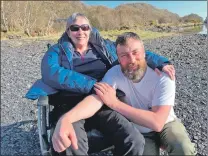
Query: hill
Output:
[[181, 14, 204, 23], [1, 1, 204, 37]]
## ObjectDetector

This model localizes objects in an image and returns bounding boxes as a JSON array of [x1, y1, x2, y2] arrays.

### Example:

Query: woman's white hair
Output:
[[66, 13, 92, 31]]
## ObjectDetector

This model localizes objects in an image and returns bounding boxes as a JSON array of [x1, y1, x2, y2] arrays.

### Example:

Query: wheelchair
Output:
[[37, 95, 115, 156], [37, 95, 168, 156]]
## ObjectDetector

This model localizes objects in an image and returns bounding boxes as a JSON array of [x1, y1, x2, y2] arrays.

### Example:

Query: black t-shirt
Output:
[[60, 45, 108, 98], [73, 45, 108, 81]]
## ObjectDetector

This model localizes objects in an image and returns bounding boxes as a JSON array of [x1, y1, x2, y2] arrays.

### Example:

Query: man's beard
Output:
[[122, 64, 147, 83]]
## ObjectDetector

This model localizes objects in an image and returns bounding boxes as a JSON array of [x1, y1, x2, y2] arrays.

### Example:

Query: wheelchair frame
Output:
[[37, 96, 53, 156], [37, 96, 115, 156], [37, 95, 167, 156]]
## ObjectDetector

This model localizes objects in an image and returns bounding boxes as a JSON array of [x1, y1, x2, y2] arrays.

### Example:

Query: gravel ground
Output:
[[1, 34, 207, 155]]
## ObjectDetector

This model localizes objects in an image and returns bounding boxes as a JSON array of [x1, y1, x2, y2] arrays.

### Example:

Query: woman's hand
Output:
[[155, 65, 175, 80]]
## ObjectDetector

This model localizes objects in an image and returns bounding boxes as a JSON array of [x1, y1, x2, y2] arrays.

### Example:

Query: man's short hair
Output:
[[115, 32, 142, 47], [66, 12, 92, 31]]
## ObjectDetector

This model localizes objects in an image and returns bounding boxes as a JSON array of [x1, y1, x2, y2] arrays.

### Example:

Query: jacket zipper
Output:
[[59, 43, 73, 69]]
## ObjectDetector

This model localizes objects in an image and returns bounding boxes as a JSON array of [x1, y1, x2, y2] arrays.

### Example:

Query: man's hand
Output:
[[52, 115, 78, 153], [155, 64, 175, 80], [94, 82, 119, 108]]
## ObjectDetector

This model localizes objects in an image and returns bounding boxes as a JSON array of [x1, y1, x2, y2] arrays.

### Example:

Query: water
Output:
[[180, 24, 207, 35], [198, 24, 207, 34]]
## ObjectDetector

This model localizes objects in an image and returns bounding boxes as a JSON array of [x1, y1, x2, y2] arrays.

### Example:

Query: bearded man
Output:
[[52, 32, 196, 155]]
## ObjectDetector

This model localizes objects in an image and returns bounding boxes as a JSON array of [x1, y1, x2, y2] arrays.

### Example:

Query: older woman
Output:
[[26, 13, 175, 155]]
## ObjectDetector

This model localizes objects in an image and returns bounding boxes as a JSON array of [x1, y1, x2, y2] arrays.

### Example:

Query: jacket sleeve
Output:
[[103, 39, 118, 61], [91, 28, 118, 63], [145, 51, 171, 70], [41, 45, 97, 94]]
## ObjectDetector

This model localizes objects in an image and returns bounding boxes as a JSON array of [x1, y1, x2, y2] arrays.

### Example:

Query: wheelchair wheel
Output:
[[37, 96, 53, 156]]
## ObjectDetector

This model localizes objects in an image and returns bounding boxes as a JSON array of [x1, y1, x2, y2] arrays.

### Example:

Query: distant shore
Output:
[[1, 22, 206, 41], [145, 23, 206, 33]]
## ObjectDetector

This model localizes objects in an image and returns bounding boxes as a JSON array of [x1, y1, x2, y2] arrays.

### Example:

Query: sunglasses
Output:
[[69, 24, 90, 32]]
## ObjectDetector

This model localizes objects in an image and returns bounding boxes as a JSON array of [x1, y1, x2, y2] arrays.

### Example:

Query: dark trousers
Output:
[[142, 132, 160, 155], [49, 93, 145, 156]]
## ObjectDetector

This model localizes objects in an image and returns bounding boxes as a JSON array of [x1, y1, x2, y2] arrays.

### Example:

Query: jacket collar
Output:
[[57, 28, 111, 67]]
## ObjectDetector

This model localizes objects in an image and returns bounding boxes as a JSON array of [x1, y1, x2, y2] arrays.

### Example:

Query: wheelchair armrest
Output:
[[37, 96, 49, 106]]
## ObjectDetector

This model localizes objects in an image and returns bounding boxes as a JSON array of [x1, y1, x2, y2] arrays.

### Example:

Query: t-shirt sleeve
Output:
[[101, 66, 118, 90], [152, 75, 175, 107]]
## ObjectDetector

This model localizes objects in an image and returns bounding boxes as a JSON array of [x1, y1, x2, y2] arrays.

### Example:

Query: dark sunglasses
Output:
[[69, 24, 90, 32]]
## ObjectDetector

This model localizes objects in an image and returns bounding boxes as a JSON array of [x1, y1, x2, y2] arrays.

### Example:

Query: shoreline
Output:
[[1, 23, 206, 41]]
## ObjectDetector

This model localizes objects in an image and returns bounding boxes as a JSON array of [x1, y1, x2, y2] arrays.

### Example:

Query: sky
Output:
[[83, 1, 207, 20]]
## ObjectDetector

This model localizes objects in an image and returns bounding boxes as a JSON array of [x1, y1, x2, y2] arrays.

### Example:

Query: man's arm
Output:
[[52, 94, 103, 153], [60, 94, 103, 123], [110, 100, 172, 132], [94, 82, 172, 132]]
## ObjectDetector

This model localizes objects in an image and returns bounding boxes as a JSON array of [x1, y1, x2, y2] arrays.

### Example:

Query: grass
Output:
[[1, 29, 176, 42], [1, 22, 202, 41], [100, 29, 175, 41], [1, 31, 63, 42]]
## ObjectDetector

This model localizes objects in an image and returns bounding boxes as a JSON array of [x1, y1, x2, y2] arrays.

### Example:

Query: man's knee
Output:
[[130, 132, 145, 155], [119, 123, 145, 155], [161, 119, 196, 155], [168, 139, 196, 155], [115, 129, 145, 155], [66, 120, 89, 155], [71, 120, 89, 147], [107, 111, 145, 155]]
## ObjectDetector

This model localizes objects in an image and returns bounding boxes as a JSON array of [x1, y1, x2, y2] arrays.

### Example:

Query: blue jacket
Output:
[[25, 28, 169, 100]]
